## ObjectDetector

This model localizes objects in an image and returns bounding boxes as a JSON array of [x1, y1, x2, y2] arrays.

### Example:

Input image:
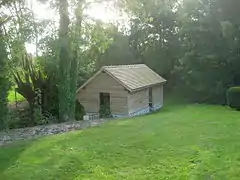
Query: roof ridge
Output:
[[103, 64, 146, 69]]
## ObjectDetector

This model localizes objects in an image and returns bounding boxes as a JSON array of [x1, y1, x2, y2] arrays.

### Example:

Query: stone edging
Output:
[[0, 118, 115, 146]]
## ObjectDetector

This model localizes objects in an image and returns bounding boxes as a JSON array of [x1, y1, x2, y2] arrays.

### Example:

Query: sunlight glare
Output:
[[25, 0, 127, 54]]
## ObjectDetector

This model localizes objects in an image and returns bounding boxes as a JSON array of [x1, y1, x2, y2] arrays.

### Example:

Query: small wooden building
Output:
[[77, 64, 166, 118]]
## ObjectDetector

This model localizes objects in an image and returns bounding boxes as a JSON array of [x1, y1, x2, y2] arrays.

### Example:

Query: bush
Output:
[[227, 87, 240, 110], [99, 104, 112, 118], [7, 108, 32, 129], [7, 107, 58, 129], [75, 101, 85, 120], [36, 111, 58, 125]]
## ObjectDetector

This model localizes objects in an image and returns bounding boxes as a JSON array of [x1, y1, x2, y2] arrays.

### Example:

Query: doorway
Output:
[[149, 87, 153, 112], [99, 92, 111, 117]]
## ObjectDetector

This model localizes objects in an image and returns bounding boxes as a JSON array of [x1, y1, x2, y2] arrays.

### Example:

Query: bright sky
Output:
[[27, 0, 121, 22], [26, 0, 128, 54]]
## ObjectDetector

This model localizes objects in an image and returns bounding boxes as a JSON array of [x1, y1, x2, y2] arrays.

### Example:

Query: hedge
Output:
[[227, 87, 240, 110]]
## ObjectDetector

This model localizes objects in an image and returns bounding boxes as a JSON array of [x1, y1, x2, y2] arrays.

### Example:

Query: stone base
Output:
[[152, 104, 163, 111], [84, 113, 99, 120], [112, 114, 129, 118], [129, 107, 150, 117], [113, 104, 163, 118]]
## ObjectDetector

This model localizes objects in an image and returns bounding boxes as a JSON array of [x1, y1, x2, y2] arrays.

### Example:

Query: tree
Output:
[[0, 27, 9, 130], [118, 0, 240, 104], [175, 0, 239, 103], [97, 31, 138, 67], [57, 0, 72, 121], [122, 0, 180, 78], [69, 1, 84, 120]]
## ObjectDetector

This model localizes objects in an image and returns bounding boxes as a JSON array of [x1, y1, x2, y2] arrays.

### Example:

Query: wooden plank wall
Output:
[[77, 72, 128, 115], [152, 84, 163, 107], [128, 88, 149, 114]]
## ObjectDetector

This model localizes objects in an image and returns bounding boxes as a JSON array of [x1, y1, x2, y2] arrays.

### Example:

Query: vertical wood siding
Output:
[[152, 84, 163, 107]]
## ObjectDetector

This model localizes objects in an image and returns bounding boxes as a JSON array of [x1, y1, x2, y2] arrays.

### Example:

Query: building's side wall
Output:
[[127, 88, 150, 116], [77, 72, 128, 115], [127, 84, 164, 116], [152, 84, 164, 110]]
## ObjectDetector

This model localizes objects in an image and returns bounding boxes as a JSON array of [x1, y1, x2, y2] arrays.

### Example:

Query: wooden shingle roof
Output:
[[77, 64, 166, 93]]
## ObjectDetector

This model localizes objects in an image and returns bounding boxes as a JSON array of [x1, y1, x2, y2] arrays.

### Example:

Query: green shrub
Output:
[[99, 104, 111, 118], [75, 101, 85, 120], [227, 87, 240, 110], [7, 107, 58, 129], [36, 111, 58, 125], [7, 108, 32, 129]]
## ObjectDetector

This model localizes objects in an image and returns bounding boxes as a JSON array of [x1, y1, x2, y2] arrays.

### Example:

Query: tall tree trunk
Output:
[[69, 56, 78, 120], [68, 4, 83, 120], [0, 28, 9, 130], [58, 0, 71, 122]]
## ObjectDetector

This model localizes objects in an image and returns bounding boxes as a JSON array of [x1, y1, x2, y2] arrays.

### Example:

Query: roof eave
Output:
[[76, 67, 104, 94], [129, 81, 167, 93], [76, 67, 134, 94]]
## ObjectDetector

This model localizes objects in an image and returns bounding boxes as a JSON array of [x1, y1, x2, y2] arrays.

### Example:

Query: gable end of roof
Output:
[[76, 67, 132, 93], [77, 64, 167, 93]]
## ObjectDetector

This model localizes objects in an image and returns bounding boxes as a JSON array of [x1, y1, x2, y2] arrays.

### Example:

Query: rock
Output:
[[0, 118, 111, 146], [2, 135, 12, 142]]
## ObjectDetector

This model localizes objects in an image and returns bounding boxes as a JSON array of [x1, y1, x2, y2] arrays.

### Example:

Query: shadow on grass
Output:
[[0, 133, 88, 180], [0, 141, 30, 178]]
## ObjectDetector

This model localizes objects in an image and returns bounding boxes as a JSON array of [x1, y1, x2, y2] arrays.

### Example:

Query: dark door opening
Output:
[[99, 92, 111, 117], [149, 87, 153, 111]]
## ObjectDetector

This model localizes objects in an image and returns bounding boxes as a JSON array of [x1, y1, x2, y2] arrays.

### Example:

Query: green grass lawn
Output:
[[8, 90, 25, 103], [1, 104, 240, 179]]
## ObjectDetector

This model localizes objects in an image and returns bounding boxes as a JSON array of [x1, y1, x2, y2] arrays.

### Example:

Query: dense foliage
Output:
[[1, 0, 240, 129], [0, 28, 10, 130], [58, 0, 73, 122], [122, 0, 239, 104]]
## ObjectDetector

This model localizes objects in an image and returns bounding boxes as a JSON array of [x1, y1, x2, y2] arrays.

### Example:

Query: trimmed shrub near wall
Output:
[[227, 87, 240, 110], [75, 101, 85, 120], [99, 104, 111, 118]]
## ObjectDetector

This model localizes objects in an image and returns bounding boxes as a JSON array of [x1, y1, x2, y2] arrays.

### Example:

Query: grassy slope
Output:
[[1, 104, 240, 180], [8, 90, 24, 103]]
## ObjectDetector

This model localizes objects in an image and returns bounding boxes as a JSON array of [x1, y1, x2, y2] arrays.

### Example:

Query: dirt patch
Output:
[[8, 101, 29, 111]]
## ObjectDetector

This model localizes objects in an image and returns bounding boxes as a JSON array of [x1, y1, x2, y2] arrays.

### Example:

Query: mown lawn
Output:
[[8, 90, 24, 102], [1, 104, 240, 180]]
